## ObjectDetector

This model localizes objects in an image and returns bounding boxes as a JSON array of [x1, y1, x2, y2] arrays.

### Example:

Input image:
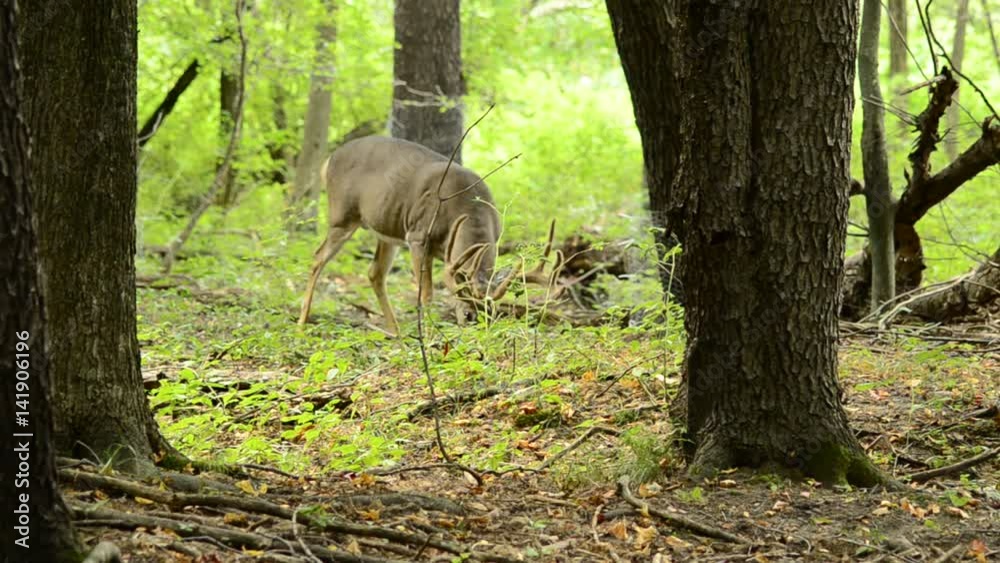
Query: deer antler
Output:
[[488, 219, 566, 301]]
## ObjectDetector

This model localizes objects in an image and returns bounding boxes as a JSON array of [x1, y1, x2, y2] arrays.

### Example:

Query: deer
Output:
[[297, 136, 562, 335]]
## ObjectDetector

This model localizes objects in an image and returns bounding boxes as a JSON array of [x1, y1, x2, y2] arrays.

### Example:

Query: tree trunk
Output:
[[288, 0, 338, 231], [267, 84, 294, 186], [218, 67, 240, 205], [985, 0, 1000, 71], [889, 0, 908, 76], [609, 1, 884, 485], [0, 2, 81, 557], [392, 0, 465, 162], [605, 3, 684, 303], [19, 0, 172, 474], [859, 0, 896, 312], [946, 0, 970, 160]]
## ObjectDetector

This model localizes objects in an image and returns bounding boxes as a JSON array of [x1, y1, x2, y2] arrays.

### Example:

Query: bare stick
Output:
[[535, 426, 619, 472], [616, 477, 753, 545], [162, 0, 248, 273], [906, 447, 1000, 482], [411, 105, 500, 487]]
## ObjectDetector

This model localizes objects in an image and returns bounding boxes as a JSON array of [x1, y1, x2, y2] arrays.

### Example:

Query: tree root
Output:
[[616, 477, 753, 545], [61, 468, 517, 562], [71, 503, 402, 563]]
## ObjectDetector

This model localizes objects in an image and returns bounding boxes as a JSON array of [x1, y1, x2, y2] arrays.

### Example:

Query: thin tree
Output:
[[859, 0, 896, 312], [607, 0, 886, 484], [0, 1, 81, 558], [18, 0, 179, 473], [889, 0, 908, 76], [288, 0, 338, 231], [946, 0, 971, 160], [392, 0, 465, 161]]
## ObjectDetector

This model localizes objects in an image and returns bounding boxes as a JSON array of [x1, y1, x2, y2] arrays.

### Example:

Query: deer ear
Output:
[[445, 214, 470, 263]]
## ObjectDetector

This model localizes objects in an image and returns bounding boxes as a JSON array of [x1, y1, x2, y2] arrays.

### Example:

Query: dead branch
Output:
[[897, 118, 1000, 225], [406, 386, 502, 420], [536, 426, 620, 471], [908, 68, 959, 187], [906, 447, 1000, 482], [616, 477, 752, 545], [71, 503, 397, 563], [138, 59, 200, 148], [60, 468, 512, 562], [908, 245, 1000, 321], [162, 0, 248, 273]]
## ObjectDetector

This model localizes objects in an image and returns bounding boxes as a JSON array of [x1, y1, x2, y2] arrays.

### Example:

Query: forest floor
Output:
[[64, 261, 999, 563]]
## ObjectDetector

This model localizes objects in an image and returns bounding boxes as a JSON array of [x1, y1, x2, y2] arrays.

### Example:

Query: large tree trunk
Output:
[[605, 3, 684, 303], [20, 0, 171, 474], [392, 0, 465, 162], [946, 0, 970, 160], [0, 2, 81, 557], [609, 1, 883, 485], [288, 0, 338, 231], [859, 0, 896, 312]]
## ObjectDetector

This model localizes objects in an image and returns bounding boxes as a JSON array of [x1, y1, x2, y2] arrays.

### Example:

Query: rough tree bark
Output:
[[392, 0, 465, 162], [859, 0, 896, 312], [0, 2, 81, 558], [608, 1, 884, 485], [19, 0, 175, 473], [946, 0, 970, 160], [288, 0, 338, 231], [605, 3, 684, 303]]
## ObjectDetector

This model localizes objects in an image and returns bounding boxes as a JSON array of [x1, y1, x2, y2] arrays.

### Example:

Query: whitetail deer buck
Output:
[[297, 136, 562, 335]]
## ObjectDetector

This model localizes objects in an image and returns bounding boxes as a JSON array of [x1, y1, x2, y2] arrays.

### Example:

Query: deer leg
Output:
[[409, 243, 433, 305], [369, 241, 401, 335], [298, 225, 357, 325]]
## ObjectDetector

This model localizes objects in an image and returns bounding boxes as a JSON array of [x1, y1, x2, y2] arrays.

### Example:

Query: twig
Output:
[[72, 503, 395, 563], [616, 477, 752, 545], [906, 447, 1000, 482], [241, 463, 303, 480], [923, 0, 1000, 121], [592, 352, 668, 400], [60, 468, 494, 559], [292, 509, 323, 563], [535, 426, 620, 471], [412, 105, 499, 487], [930, 543, 966, 563]]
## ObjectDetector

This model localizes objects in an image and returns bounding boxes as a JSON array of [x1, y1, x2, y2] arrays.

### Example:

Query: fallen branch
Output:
[[536, 425, 619, 472], [616, 477, 752, 545], [71, 503, 397, 563], [60, 468, 511, 562], [906, 447, 1000, 482]]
